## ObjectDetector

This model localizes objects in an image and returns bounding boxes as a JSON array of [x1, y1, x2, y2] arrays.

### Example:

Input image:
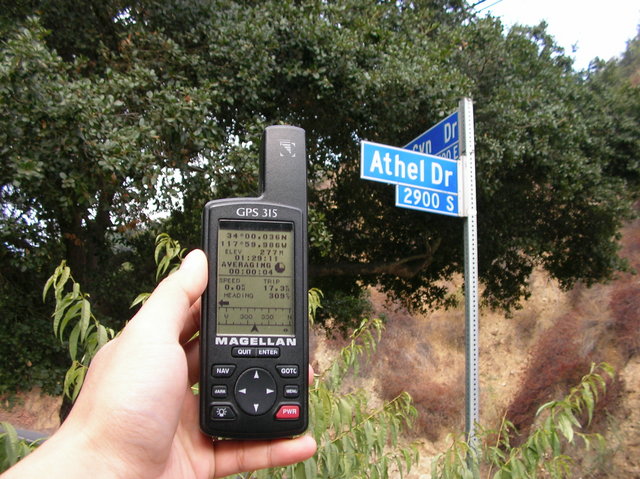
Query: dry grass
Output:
[[373, 308, 465, 441]]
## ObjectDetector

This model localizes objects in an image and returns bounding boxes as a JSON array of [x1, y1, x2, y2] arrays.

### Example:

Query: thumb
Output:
[[127, 249, 208, 344]]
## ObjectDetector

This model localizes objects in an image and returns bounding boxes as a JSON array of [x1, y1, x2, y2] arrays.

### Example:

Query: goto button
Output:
[[276, 365, 299, 378], [275, 404, 300, 420]]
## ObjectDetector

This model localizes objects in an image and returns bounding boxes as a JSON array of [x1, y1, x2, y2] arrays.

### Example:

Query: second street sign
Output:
[[404, 111, 459, 159]]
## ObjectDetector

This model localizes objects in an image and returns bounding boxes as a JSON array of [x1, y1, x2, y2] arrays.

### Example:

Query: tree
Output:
[[1, 0, 639, 338], [616, 24, 640, 85]]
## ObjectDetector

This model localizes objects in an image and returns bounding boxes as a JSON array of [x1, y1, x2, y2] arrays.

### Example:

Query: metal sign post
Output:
[[360, 97, 480, 449], [459, 98, 479, 448]]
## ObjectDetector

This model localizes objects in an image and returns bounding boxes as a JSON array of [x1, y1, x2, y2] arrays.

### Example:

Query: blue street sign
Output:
[[433, 142, 460, 160], [360, 141, 458, 194], [395, 185, 460, 216], [404, 111, 459, 159]]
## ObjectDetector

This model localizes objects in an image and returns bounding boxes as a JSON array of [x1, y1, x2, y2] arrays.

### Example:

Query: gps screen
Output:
[[215, 220, 294, 336]]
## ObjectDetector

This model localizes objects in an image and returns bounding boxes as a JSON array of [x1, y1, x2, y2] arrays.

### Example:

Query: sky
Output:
[[479, 0, 640, 70]]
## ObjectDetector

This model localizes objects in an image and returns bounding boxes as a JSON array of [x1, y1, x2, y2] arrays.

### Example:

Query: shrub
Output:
[[505, 312, 591, 442], [0, 422, 39, 472], [608, 284, 640, 360], [432, 363, 615, 479], [0, 274, 67, 396], [253, 317, 420, 479]]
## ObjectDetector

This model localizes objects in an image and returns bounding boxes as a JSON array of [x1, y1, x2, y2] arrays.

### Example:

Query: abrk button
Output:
[[212, 385, 227, 398]]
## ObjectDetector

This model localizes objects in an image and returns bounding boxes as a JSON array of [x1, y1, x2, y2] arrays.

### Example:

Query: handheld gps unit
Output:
[[200, 125, 308, 439]]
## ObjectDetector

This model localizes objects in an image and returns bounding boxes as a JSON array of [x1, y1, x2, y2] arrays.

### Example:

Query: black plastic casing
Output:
[[200, 126, 308, 439]]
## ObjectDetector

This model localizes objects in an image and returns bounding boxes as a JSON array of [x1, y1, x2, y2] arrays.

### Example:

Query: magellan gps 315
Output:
[[200, 125, 308, 439]]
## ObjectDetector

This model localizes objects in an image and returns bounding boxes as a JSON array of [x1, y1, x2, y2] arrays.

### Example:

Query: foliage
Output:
[[307, 287, 323, 324], [503, 312, 592, 439], [251, 317, 420, 479], [40, 233, 184, 402], [0, 272, 67, 395], [431, 362, 615, 479], [456, 20, 637, 310], [314, 287, 374, 336], [615, 25, 640, 85], [131, 232, 186, 307], [0, 422, 39, 473], [42, 262, 116, 401]]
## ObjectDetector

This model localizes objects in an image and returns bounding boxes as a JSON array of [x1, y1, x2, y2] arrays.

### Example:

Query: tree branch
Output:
[[310, 238, 442, 279]]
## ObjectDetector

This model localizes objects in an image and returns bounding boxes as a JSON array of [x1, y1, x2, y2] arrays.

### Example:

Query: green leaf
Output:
[[130, 292, 151, 308], [303, 455, 317, 479], [52, 294, 73, 336], [68, 323, 80, 361], [535, 400, 557, 417], [96, 325, 109, 349], [64, 362, 87, 401], [58, 300, 83, 340], [1, 422, 19, 466], [557, 415, 574, 443], [56, 266, 70, 296], [42, 273, 56, 302], [80, 298, 91, 342]]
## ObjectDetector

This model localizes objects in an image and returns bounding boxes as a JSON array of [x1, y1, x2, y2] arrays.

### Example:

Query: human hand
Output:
[[2, 249, 316, 479]]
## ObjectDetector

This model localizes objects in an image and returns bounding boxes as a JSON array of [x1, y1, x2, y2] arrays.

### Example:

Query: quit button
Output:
[[232, 347, 256, 358]]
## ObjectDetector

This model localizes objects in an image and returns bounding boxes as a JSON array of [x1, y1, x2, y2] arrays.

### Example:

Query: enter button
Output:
[[275, 404, 300, 420]]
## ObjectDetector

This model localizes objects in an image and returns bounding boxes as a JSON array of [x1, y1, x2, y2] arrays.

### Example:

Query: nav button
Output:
[[212, 364, 236, 377]]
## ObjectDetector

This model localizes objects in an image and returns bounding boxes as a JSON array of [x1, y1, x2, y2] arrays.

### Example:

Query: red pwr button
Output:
[[275, 404, 300, 420]]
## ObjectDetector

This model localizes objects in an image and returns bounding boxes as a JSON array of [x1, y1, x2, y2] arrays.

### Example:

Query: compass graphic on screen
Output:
[[275, 262, 286, 273]]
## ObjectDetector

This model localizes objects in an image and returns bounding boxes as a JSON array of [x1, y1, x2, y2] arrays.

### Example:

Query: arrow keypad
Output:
[[234, 367, 277, 416]]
